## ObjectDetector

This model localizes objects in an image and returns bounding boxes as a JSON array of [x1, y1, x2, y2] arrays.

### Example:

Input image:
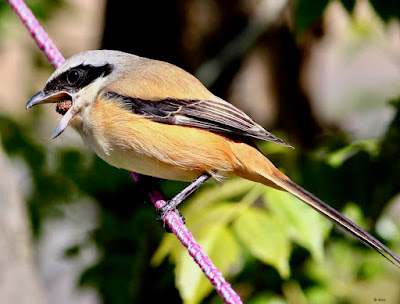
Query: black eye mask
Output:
[[44, 63, 114, 93]]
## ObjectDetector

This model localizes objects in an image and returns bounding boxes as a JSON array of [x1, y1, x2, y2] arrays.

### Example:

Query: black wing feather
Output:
[[104, 92, 292, 148]]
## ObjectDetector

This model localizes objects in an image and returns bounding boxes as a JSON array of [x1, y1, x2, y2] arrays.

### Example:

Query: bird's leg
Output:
[[157, 173, 211, 227]]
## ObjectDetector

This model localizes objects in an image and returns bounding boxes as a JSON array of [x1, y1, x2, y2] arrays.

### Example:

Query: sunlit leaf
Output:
[[184, 202, 240, 235], [377, 193, 400, 240], [248, 293, 287, 304], [326, 139, 379, 168], [233, 207, 291, 278], [305, 241, 361, 287], [153, 181, 263, 269], [185, 182, 265, 229], [264, 188, 331, 262], [341, 202, 368, 231], [305, 286, 336, 304], [182, 178, 256, 213], [151, 233, 181, 266], [282, 281, 308, 304]]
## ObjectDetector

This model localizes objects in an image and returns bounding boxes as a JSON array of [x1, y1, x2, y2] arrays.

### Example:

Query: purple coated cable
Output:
[[8, 0, 64, 68], [131, 172, 242, 304], [8, 1, 242, 303]]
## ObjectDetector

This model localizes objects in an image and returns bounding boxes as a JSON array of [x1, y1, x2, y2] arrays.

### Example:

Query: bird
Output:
[[26, 50, 400, 267]]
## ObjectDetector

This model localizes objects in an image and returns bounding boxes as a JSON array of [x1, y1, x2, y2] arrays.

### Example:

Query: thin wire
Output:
[[7, 1, 242, 303], [8, 0, 64, 68]]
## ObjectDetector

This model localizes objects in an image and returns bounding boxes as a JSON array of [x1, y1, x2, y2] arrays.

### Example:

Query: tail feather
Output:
[[230, 140, 400, 267], [270, 172, 400, 268]]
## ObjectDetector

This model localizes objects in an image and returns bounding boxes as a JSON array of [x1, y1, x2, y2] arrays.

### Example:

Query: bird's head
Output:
[[26, 50, 137, 138]]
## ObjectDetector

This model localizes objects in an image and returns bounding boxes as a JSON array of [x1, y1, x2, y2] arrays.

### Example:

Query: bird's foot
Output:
[[156, 200, 186, 233]]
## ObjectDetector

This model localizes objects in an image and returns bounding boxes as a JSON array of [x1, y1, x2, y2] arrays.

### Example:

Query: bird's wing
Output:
[[103, 92, 292, 148]]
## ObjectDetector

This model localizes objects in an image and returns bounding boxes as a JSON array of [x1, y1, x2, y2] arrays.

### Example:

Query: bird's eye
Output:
[[66, 69, 81, 85]]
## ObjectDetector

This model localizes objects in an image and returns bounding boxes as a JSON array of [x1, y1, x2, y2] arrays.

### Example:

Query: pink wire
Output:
[[8, 0, 64, 68], [8, 1, 242, 303]]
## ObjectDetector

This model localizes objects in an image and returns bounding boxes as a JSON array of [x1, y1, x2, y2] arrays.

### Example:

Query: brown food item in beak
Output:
[[56, 100, 72, 115]]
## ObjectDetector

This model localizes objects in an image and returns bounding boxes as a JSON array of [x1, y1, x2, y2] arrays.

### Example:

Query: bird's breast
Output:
[[74, 99, 238, 182]]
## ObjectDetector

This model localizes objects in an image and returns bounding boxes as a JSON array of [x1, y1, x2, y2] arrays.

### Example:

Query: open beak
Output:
[[26, 90, 74, 139], [26, 90, 69, 109]]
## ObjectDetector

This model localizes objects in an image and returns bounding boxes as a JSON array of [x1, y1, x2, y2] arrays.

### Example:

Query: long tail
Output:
[[271, 173, 400, 267], [232, 142, 400, 267]]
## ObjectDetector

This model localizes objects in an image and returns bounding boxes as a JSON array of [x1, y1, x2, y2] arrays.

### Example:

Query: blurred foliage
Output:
[[152, 178, 330, 302], [295, 0, 400, 34], [0, 0, 64, 31], [154, 100, 400, 302], [2, 0, 400, 304], [369, 0, 400, 21], [295, 0, 330, 34]]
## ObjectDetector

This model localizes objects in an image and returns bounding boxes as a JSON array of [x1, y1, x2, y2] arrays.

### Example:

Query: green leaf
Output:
[[183, 182, 265, 233], [151, 233, 181, 266], [341, 202, 368, 231], [295, 0, 330, 34], [305, 286, 337, 304], [175, 224, 241, 304], [183, 202, 239, 235], [152, 179, 262, 274], [183, 178, 256, 213], [248, 293, 288, 304], [233, 207, 291, 278], [264, 188, 331, 262], [325, 139, 379, 168], [282, 281, 308, 304], [151, 205, 232, 268]]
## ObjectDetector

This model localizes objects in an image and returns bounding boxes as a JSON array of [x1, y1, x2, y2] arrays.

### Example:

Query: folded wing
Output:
[[104, 92, 292, 148]]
